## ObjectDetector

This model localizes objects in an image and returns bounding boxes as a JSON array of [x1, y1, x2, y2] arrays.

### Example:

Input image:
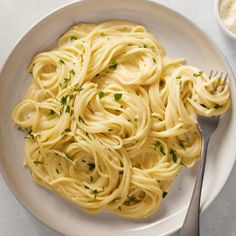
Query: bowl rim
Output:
[[0, 0, 235, 236], [214, 0, 236, 40]]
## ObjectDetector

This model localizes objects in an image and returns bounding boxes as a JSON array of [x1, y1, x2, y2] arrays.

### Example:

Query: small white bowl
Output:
[[215, 0, 236, 40]]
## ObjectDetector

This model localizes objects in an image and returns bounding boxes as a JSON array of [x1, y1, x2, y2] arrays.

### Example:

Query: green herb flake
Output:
[[112, 197, 121, 202], [82, 159, 86, 163], [108, 128, 113, 131], [98, 91, 105, 99], [179, 140, 185, 150], [65, 105, 70, 113], [64, 152, 74, 161], [56, 169, 59, 174], [162, 191, 168, 198], [48, 109, 55, 116], [70, 69, 75, 76], [59, 59, 65, 64], [176, 76, 182, 79], [71, 36, 77, 41], [213, 104, 222, 109], [87, 162, 95, 170], [60, 95, 68, 105], [25, 130, 39, 140], [193, 71, 203, 77], [74, 86, 83, 92], [114, 93, 122, 101], [160, 145, 166, 156], [78, 115, 84, 123], [160, 80, 164, 87], [65, 128, 71, 132], [84, 186, 89, 189], [92, 189, 98, 199], [109, 59, 118, 70], [154, 141, 161, 147], [179, 80, 182, 86], [59, 78, 71, 89], [153, 58, 156, 63], [69, 94, 74, 101], [170, 149, 177, 163], [33, 161, 44, 165], [90, 176, 93, 182]]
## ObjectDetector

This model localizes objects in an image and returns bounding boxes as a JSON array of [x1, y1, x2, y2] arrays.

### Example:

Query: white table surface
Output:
[[0, 0, 235, 235]]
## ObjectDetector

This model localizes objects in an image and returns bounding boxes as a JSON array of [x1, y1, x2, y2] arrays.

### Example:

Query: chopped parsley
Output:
[[73, 85, 83, 92], [92, 189, 98, 199], [87, 162, 95, 170], [65, 105, 70, 113], [47, 109, 55, 116], [179, 140, 185, 150], [154, 141, 166, 155], [109, 58, 118, 70], [162, 191, 168, 198], [160, 80, 164, 87], [143, 44, 147, 48], [33, 161, 44, 165], [170, 149, 177, 163], [179, 80, 182, 86], [62, 128, 71, 135], [154, 141, 161, 146], [114, 93, 122, 101], [213, 104, 222, 109], [193, 71, 203, 77], [59, 59, 65, 64], [60, 95, 68, 105], [160, 146, 166, 155], [59, 78, 71, 89], [78, 115, 84, 123], [56, 169, 59, 174], [70, 69, 75, 76], [19, 127, 39, 140], [124, 196, 139, 205], [90, 176, 93, 182], [98, 91, 105, 99], [112, 197, 121, 202], [176, 76, 182, 79], [71, 36, 77, 41], [64, 152, 74, 161], [25, 130, 40, 140], [108, 128, 113, 131], [18, 126, 25, 132], [153, 58, 156, 63]]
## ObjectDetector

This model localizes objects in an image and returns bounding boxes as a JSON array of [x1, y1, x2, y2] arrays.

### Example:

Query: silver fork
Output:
[[180, 71, 228, 236]]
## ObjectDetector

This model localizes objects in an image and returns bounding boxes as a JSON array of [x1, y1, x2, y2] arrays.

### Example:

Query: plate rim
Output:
[[0, 0, 235, 235]]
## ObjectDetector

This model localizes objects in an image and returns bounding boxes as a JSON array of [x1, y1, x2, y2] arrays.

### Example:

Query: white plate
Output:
[[0, 0, 235, 236]]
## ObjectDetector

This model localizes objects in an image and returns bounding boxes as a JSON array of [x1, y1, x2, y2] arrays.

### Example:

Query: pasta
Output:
[[12, 21, 230, 218]]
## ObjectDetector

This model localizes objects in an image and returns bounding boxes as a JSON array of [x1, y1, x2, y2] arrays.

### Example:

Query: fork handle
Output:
[[180, 135, 210, 236]]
